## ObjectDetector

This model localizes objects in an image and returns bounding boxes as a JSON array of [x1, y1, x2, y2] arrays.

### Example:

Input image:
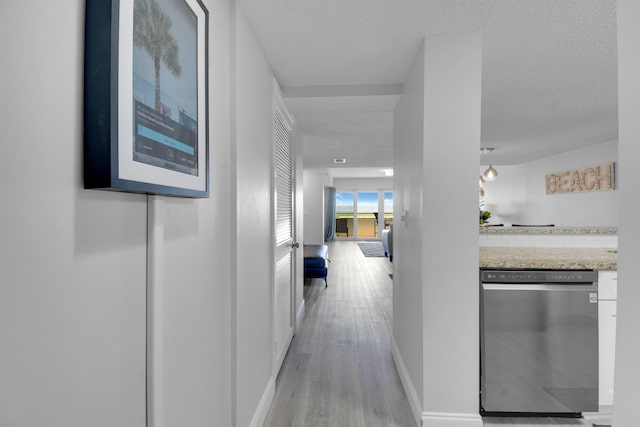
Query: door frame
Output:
[[271, 81, 297, 375]]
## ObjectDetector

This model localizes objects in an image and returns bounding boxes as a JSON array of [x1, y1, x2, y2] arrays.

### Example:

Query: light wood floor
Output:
[[264, 241, 613, 427], [264, 240, 413, 427]]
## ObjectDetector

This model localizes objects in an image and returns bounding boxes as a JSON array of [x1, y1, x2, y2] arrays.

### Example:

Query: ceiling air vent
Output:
[[333, 158, 346, 164]]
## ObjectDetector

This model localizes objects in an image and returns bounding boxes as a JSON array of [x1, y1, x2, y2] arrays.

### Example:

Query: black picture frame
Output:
[[84, 0, 209, 198]]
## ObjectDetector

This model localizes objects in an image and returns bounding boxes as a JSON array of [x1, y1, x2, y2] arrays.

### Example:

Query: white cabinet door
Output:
[[599, 270, 618, 300], [598, 300, 617, 406], [598, 270, 617, 407]]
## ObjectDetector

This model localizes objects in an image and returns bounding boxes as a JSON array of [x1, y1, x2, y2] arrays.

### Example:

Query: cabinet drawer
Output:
[[598, 270, 617, 300]]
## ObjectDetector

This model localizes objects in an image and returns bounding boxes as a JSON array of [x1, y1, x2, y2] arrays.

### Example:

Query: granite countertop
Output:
[[479, 226, 617, 235], [480, 246, 618, 270]]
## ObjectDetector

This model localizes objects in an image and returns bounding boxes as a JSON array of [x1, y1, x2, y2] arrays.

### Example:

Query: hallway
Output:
[[263, 241, 615, 427], [264, 240, 415, 427]]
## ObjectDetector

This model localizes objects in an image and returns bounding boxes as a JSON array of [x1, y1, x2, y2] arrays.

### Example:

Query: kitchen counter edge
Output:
[[479, 226, 617, 235], [479, 246, 618, 270]]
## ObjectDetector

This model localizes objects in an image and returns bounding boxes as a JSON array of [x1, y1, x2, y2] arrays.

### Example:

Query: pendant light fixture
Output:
[[483, 165, 498, 181], [481, 147, 498, 181]]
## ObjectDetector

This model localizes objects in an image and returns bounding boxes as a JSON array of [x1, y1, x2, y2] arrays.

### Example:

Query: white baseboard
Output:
[[422, 411, 483, 427], [392, 336, 483, 427], [583, 405, 614, 423], [248, 375, 275, 427], [296, 300, 305, 332], [391, 336, 422, 427]]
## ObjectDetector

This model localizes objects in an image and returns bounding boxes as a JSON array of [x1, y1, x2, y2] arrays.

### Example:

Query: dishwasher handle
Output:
[[482, 283, 597, 292]]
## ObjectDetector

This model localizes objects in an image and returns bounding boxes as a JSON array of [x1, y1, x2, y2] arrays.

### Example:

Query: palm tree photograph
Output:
[[134, 0, 182, 113], [83, 0, 208, 196], [131, 0, 202, 176]]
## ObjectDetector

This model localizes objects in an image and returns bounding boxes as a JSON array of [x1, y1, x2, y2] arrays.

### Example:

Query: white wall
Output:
[[0, 1, 298, 426], [394, 33, 482, 427], [0, 3, 146, 426], [613, 1, 640, 425], [479, 165, 527, 225], [392, 42, 426, 425], [234, 3, 279, 426], [333, 177, 393, 191], [0, 0, 233, 426], [303, 170, 325, 244], [162, 0, 232, 425], [480, 139, 618, 226], [420, 33, 481, 425], [522, 140, 618, 226]]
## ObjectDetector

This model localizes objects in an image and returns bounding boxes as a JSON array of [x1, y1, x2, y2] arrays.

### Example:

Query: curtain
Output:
[[324, 186, 336, 241]]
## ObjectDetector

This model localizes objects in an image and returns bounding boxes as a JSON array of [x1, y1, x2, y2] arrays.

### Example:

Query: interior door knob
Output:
[[291, 242, 300, 248]]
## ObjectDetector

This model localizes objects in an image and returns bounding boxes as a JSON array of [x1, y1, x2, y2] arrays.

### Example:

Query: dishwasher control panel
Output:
[[481, 269, 598, 283]]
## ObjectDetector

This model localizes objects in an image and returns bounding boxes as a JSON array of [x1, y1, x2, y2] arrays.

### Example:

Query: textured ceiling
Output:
[[239, 0, 617, 176]]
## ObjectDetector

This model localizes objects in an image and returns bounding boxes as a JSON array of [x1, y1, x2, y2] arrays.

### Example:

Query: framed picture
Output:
[[84, 0, 209, 198]]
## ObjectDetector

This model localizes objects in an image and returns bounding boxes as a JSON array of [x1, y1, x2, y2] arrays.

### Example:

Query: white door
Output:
[[273, 85, 296, 373]]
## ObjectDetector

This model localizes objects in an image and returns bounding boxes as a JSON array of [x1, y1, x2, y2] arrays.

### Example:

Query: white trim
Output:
[[282, 83, 403, 98], [582, 404, 614, 422], [248, 375, 276, 427], [422, 412, 483, 427], [271, 79, 296, 376], [295, 300, 305, 333], [391, 336, 421, 427], [274, 328, 294, 375], [392, 336, 483, 427], [273, 80, 296, 125], [147, 195, 165, 427]]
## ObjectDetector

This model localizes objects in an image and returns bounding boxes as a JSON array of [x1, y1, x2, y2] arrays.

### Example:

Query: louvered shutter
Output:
[[274, 110, 293, 245]]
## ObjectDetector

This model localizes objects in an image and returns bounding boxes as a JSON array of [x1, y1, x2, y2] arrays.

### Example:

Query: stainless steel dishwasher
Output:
[[480, 269, 599, 416]]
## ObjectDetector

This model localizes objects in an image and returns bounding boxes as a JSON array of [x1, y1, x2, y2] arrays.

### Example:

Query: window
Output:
[[334, 190, 393, 239], [384, 192, 393, 230], [356, 192, 378, 238], [335, 192, 354, 237]]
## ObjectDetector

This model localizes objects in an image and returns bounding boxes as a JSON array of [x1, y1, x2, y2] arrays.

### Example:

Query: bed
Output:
[[303, 244, 329, 287]]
